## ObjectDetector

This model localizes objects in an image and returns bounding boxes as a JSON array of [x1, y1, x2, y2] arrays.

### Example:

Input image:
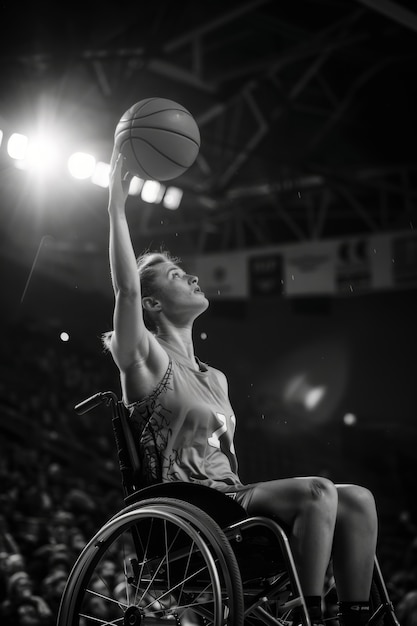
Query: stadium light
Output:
[[128, 176, 144, 196], [24, 136, 60, 175], [90, 161, 145, 196], [163, 186, 183, 210], [1, 121, 185, 209], [141, 180, 165, 204], [91, 161, 110, 188], [7, 133, 29, 160], [68, 152, 96, 179]]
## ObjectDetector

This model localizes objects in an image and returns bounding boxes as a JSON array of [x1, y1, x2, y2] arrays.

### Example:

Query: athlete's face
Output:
[[152, 262, 209, 318]]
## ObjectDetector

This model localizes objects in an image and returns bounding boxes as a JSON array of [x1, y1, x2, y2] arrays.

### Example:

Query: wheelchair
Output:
[[58, 391, 400, 626]]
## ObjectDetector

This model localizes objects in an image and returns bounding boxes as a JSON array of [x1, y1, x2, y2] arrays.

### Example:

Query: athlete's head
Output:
[[137, 250, 180, 331], [102, 249, 207, 349], [139, 251, 208, 331]]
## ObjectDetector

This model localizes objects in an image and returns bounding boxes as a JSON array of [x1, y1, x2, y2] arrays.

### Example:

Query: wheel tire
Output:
[[58, 498, 244, 626]]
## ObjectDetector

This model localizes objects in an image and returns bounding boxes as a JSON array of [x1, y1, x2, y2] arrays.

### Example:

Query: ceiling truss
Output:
[[1, 0, 417, 260]]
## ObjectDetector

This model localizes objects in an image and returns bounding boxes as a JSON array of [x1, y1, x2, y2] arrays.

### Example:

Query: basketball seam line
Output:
[[119, 98, 161, 123], [126, 99, 161, 133], [127, 98, 160, 119], [128, 136, 154, 179], [128, 126, 200, 149], [127, 136, 190, 174], [128, 108, 191, 122]]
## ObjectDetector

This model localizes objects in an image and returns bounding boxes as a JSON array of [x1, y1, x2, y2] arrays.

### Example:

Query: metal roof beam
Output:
[[163, 0, 272, 53], [355, 0, 417, 35]]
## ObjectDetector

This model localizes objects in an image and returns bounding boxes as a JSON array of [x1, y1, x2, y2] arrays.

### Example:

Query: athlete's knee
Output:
[[337, 484, 378, 526], [297, 476, 338, 509], [294, 477, 338, 527], [309, 476, 338, 502]]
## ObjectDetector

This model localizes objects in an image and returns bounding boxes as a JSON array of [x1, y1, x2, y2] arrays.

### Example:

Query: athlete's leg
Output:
[[243, 476, 338, 596], [332, 484, 378, 601]]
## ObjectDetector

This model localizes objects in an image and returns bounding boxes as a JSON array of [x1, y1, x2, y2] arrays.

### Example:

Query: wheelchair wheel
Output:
[[58, 498, 244, 626], [120, 498, 305, 626]]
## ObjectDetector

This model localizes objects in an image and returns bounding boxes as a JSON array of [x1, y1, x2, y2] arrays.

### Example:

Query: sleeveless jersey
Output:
[[126, 338, 244, 492]]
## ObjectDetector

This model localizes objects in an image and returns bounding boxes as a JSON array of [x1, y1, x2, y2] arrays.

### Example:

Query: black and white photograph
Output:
[[0, 2, 416, 625]]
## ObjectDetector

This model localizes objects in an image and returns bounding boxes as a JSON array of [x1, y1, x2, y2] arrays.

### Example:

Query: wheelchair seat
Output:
[[125, 481, 248, 527]]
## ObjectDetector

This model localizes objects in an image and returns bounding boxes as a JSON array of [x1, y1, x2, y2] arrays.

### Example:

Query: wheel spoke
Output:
[[58, 500, 243, 626], [79, 613, 124, 625]]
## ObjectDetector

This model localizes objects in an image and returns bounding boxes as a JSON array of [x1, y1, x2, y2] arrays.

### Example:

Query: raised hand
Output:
[[108, 147, 133, 210]]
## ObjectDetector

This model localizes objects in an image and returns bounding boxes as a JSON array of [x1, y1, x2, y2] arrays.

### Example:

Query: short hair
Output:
[[102, 249, 180, 350]]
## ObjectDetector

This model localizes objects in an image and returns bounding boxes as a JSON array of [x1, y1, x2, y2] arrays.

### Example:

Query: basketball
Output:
[[114, 98, 200, 181]]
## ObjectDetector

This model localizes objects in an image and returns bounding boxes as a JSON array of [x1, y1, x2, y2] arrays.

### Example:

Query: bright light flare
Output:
[[163, 186, 183, 210], [91, 161, 111, 188], [60, 331, 70, 342], [2, 129, 186, 204], [24, 136, 60, 174], [7, 133, 29, 160], [68, 152, 96, 179], [343, 412, 357, 426], [283, 373, 327, 411], [141, 180, 165, 203], [304, 386, 326, 410], [128, 176, 144, 196]]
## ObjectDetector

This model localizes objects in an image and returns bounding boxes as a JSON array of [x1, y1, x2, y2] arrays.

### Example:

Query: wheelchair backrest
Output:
[[111, 399, 144, 496]]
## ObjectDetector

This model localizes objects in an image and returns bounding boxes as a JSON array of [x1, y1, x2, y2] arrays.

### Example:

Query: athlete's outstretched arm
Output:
[[107, 149, 149, 371]]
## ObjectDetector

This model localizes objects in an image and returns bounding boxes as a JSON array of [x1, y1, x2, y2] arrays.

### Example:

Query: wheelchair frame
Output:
[[57, 391, 400, 626]]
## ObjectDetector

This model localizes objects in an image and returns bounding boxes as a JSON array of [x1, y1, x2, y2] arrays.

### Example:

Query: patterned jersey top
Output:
[[126, 337, 244, 492]]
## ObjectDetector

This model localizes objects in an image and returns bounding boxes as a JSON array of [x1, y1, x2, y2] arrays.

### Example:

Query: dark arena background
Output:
[[0, 2, 417, 624]]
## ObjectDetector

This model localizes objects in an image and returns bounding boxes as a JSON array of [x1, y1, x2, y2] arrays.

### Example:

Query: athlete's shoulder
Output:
[[206, 364, 229, 390]]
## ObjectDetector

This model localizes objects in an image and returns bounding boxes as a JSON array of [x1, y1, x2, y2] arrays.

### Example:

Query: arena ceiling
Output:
[[0, 0, 417, 284]]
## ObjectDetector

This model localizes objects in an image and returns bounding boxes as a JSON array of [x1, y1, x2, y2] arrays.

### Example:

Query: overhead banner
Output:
[[248, 253, 283, 297], [180, 229, 417, 300], [190, 251, 247, 298], [284, 240, 335, 296], [391, 231, 417, 288]]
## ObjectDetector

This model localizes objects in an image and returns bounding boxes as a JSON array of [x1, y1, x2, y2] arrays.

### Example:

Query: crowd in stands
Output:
[[1, 318, 417, 625], [0, 319, 123, 624]]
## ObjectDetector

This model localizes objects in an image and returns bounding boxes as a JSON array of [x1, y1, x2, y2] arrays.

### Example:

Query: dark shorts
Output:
[[225, 481, 291, 534], [226, 483, 260, 511]]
